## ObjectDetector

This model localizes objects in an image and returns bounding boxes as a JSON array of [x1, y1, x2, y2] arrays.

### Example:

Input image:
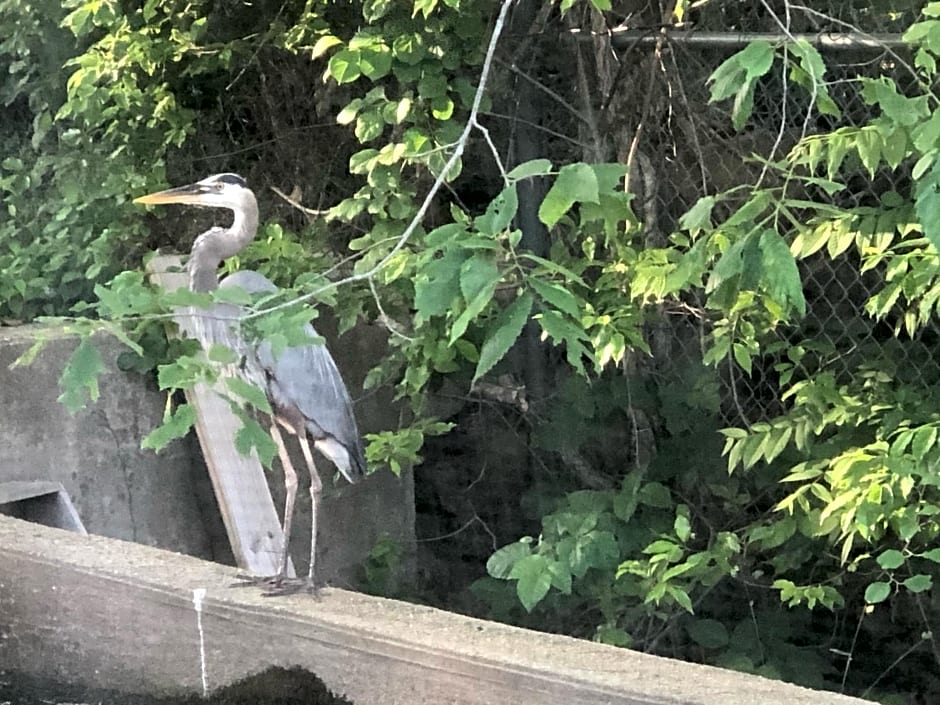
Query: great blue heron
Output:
[[134, 172, 366, 594]]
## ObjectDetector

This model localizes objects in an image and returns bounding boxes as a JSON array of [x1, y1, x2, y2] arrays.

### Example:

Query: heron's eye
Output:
[[214, 182, 224, 191]]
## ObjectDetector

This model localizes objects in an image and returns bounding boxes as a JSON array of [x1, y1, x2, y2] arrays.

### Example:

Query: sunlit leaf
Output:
[[328, 49, 362, 83], [538, 163, 599, 227]]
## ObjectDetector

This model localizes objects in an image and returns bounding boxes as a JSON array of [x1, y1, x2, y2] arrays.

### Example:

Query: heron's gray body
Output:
[[135, 172, 365, 590], [216, 270, 366, 483]]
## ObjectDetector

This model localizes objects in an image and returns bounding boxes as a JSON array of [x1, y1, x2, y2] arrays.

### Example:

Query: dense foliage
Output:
[[5, 0, 940, 701]]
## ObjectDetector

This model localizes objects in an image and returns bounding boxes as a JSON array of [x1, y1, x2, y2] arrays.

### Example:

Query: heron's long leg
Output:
[[296, 434, 322, 585], [269, 421, 298, 579]]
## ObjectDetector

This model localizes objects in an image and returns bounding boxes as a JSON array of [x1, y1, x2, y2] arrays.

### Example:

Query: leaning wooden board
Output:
[[146, 253, 293, 577]]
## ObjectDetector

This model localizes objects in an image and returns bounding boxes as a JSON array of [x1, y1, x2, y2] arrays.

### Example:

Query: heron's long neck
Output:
[[188, 197, 258, 292]]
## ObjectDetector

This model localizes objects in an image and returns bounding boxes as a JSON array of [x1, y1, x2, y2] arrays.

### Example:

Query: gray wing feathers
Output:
[[207, 271, 367, 483], [257, 332, 367, 482], [220, 269, 278, 294]]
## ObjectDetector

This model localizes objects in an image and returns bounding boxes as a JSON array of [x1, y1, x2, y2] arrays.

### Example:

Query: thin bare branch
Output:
[[270, 185, 331, 217]]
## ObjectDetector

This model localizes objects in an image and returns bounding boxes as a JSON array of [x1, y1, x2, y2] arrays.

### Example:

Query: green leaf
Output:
[[417, 73, 448, 100], [487, 541, 532, 579], [790, 39, 827, 84], [359, 48, 391, 80], [855, 127, 883, 177], [11, 335, 49, 368], [476, 184, 518, 235], [759, 229, 806, 315], [450, 253, 500, 343], [639, 481, 673, 508], [732, 81, 758, 131], [509, 554, 553, 612], [903, 574, 933, 593], [679, 196, 716, 236], [911, 425, 937, 459], [413, 0, 438, 18], [522, 253, 587, 286], [922, 548, 940, 563], [687, 619, 729, 649], [667, 585, 694, 613], [225, 377, 273, 414], [706, 234, 753, 294], [414, 249, 465, 318], [548, 560, 572, 594], [739, 40, 775, 79], [537, 309, 592, 373], [876, 549, 905, 569], [472, 291, 533, 384], [141, 403, 196, 451], [459, 253, 500, 303], [915, 158, 940, 252], [311, 35, 342, 59], [733, 343, 752, 375], [58, 338, 105, 413], [355, 108, 385, 142], [864, 581, 891, 604], [507, 159, 553, 180], [529, 277, 581, 319], [156, 356, 209, 390], [596, 626, 633, 648], [232, 409, 277, 467], [213, 286, 254, 306], [538, 163, 600, 227], [328, 50, 362, 84], [708, 41, 773, 103], [207, 344, 239, 364], [425, 222, 467, 247], [431, 96, 454, 120], [674, 512, 692, 542]]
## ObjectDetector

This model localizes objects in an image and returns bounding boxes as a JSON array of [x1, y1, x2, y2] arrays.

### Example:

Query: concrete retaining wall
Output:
[[0, 324, 414, 587]]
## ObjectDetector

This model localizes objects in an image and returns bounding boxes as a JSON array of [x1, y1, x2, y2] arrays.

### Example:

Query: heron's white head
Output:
[[133, 173, 255, 213]]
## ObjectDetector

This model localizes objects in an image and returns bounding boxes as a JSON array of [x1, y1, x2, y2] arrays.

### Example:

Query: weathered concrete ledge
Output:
[[0, 516, 867, 705]]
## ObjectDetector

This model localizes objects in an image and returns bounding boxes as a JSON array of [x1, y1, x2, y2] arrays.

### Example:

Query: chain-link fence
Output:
[[416, 2, 940, 606], [611, 1, 937, 425]]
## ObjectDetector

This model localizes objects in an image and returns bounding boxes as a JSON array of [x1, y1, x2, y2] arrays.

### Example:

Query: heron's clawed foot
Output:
[[230, 573, 320, 598], [262, 576, 321, 598]]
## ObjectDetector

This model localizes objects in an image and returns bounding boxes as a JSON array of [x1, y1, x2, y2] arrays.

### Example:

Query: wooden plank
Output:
[[146, 254, 291, 577], [0, 516, 869, 705]]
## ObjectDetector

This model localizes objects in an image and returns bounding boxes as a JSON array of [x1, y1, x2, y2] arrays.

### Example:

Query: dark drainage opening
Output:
[[0, 481, 86, 533], [1, 666, 354, 705]]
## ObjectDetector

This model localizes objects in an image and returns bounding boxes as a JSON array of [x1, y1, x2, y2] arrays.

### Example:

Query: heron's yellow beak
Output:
[[133, 183, 211, 206]]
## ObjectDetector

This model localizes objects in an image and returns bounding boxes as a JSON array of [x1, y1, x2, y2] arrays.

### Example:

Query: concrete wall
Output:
[[0, 324, 414, 588], [0, 515, 869, 705]]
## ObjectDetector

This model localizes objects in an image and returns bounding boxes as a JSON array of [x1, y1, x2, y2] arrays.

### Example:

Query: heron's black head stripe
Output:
[[214, 173, 247, 187]]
